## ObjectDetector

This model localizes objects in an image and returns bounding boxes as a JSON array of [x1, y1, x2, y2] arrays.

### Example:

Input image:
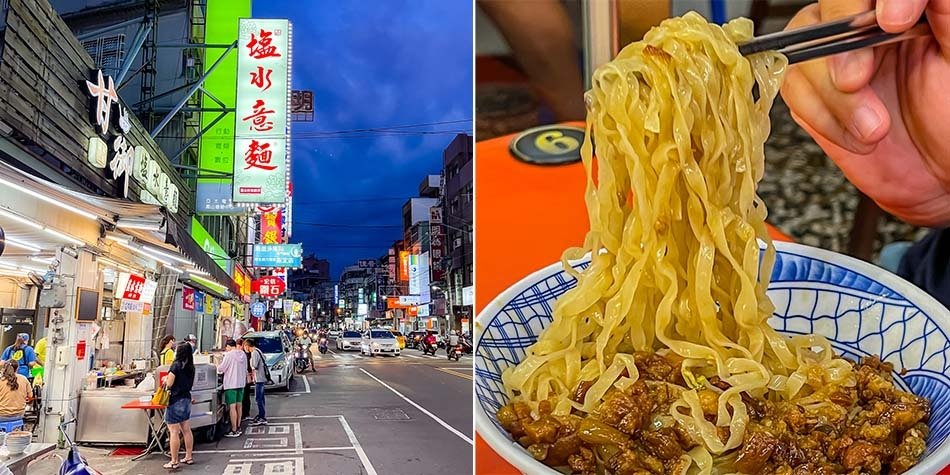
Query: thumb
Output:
[[927, 0, 950, 58]]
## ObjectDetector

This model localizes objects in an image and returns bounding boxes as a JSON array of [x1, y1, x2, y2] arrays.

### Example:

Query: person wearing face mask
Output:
[[185, 334, 198, 354]]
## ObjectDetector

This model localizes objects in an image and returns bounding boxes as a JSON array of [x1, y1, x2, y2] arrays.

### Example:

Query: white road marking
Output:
[[243, 437, 287, 449], [224, 457, 305, 475], [284, 375, 311, 395], [294, 420, 303, 454], [194, 446, 354, 454], [338, 415, 378, 475], [265, 414, 342, 420], [405, 354, 421, 359], [302, 374, 311, 393], [359, 368, 473, 445]]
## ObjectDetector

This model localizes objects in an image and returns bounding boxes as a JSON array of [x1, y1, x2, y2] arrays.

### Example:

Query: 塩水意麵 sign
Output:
[[252, 243, 302, 268], [85, 70, 180, 212], [233, 18, 292, 204]]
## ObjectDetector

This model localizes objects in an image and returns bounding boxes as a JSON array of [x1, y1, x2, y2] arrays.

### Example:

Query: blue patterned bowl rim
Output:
[[475, 241, 950, 475]]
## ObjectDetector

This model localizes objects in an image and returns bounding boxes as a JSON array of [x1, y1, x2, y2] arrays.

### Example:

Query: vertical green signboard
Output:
[[196, 0, 251, 214]]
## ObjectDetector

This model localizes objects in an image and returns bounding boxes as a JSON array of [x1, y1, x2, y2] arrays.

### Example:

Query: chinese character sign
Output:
[[252, 244, 302, 268], [259, 208, 283, 244], [429, 206, 446, 282], [233, 19, 291, 204]]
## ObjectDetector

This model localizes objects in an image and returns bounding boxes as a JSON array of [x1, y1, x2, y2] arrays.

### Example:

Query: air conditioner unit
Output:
[[453, 238, 462, 249]]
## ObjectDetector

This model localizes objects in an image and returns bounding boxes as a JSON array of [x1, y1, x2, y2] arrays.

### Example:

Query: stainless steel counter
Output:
[[77, 389, 151, 444]]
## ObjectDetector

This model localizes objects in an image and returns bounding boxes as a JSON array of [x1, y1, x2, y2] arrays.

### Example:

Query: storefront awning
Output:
[[0, 161, 239, 294]]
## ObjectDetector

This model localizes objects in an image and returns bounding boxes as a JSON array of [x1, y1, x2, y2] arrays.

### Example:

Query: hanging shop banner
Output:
[[206, 294, 215, 314], [429, 207, 445, 282], [388, 248, 396, 281], [259, 207, 284, 244], [399, 251, 410, 282], [418, 304, 430, 317], [182, 287, 195, 310], [408, 254, 421, 295], [250, 301, 267, 317], [120, 299, 144, 313], [221, 301, 233, 318], [357, 303, 368, 316], [333, 284, 339, 304], [196, 182, 242, 214], [252, 244, 302, 268], [233, 18, 292, 204], [462, 286, 474, 306], [284, 300, 294, 314], [140, 279, 158, 305], [194, 290, 205, 313], [233, 265, 252, 300], [191, 217, 232, 273], [419, 251, 431, 304], [197, 0, 251, 215], [253, 276, 286, 297], [398, 296, 421, 306], [115, 272, 146, 301]]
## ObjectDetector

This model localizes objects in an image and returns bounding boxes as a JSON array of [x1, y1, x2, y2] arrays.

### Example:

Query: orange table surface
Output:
[[473, 126, 949, 474]]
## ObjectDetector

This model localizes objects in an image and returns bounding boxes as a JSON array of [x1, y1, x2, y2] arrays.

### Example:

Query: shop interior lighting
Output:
[[0, 176, 98, 220], [115, 218, 164, 232], [44, 228, 83, 246], [96, 257, 132, 273], [105, 234, 131, 244], [141, 245, 193, 266], [4, 237, 41, 253], [29, 256, 55, 265], [0, 262, 46, 273], [189, 274, 226, 293], [0, 207, 42, 230]]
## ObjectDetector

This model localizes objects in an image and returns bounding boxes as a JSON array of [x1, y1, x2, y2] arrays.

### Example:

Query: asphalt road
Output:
[[28, 341, 473, 475]]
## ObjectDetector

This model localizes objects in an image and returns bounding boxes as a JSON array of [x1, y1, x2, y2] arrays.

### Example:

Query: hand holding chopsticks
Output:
[[739, 10, 931, 64], [778, 0, 950, 228]]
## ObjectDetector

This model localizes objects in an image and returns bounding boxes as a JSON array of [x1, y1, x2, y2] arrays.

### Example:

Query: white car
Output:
[[328, 329, 341, 339], [336, 331, 362, 351], [360, 329, 400, 357], [242, 331, 294, 390]]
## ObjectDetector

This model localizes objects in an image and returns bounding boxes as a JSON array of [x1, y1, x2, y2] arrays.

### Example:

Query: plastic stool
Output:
[[0, 419, 24, 433]]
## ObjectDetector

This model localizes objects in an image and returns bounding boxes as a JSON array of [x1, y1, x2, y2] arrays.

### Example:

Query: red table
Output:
[[121, 399, 168, 461], [473, 127, 949, 474]]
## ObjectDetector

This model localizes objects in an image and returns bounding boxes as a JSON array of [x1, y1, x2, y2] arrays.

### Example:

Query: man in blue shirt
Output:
[[2, 334, 36, 378]]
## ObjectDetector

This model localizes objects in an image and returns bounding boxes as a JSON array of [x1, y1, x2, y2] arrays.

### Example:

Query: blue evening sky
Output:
[[253, 1, 473, 278]]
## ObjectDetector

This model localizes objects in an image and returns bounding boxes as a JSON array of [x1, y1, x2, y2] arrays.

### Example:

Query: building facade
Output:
[[441, 134, 473, 331]]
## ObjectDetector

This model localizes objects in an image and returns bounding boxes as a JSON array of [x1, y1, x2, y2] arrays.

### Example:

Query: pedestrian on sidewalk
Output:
[[163, 342, 195, 470], [238, 338, 252, 422], [245, 339, 270, 425], [217, 339, 247, 438]]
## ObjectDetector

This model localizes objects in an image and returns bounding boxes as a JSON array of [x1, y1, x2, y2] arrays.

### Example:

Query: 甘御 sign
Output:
[[85, 70, 180, 212], [233, 19, 292, 204]]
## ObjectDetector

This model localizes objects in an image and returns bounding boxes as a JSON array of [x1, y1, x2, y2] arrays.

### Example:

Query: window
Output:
[[82, 34, 126, 73]]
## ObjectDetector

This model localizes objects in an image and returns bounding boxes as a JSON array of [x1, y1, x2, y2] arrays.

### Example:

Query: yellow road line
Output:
[[435, 367, 473, 380]]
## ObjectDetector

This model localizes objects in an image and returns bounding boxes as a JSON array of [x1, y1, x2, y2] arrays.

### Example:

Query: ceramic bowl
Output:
[[475, 241, 950, 475]]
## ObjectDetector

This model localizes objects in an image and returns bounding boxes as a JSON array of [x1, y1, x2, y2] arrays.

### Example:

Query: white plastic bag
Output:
[[137, 373, 155, 391]]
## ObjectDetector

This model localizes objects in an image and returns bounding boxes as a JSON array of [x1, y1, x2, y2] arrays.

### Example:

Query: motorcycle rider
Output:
[[295, 331, 315, 372], [447, 330, 461, 355], [423, 332, 437, 355]]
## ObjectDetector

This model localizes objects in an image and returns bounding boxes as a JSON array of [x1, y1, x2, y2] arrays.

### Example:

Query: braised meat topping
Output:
[[499, 355, 930, 475]]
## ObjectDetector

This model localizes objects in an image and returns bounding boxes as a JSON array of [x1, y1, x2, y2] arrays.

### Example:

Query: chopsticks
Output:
[[738, 10, 932, 65]]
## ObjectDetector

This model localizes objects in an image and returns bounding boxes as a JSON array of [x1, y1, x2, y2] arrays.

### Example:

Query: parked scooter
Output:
[[318, 337, 329, 355], [294, 344, 311, 373], [60, 418, 102, 475]]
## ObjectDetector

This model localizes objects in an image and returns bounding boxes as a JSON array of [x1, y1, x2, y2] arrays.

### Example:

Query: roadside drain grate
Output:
[[372, 408, 411, 421]]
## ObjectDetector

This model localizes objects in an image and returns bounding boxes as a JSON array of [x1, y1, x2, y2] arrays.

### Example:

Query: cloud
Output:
[[258, 0, 471, 277]]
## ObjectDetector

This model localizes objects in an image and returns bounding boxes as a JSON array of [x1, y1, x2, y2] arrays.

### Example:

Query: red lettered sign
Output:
[[253, 276, 286, 297], [123, 274, 146, 300]]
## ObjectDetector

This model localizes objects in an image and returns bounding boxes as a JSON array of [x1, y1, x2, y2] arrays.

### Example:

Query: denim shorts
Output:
[[165, 398, 191, 424]]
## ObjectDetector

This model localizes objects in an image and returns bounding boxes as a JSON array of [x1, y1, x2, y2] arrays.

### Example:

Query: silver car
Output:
[[360, 329, 400, 357], [242, 331, 294, 390], [336, 330, 362, 351]]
